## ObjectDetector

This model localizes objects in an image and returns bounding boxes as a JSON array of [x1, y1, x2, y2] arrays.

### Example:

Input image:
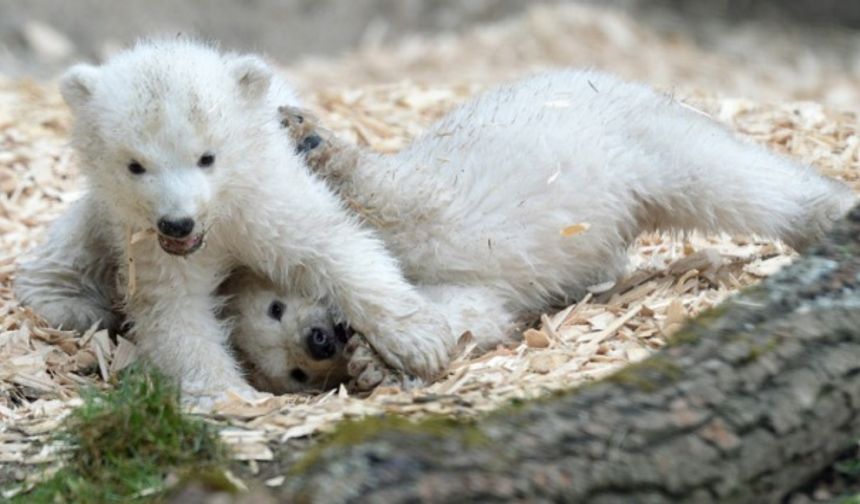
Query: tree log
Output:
[[280, 206, 860, 504]]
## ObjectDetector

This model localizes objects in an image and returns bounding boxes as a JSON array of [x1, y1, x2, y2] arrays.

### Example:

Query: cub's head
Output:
[[60, 38, 286, 256], [222, 270, 352, 394]]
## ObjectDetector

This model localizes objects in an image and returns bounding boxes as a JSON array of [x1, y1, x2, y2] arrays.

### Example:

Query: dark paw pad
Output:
[[296, 134, 322, 154]]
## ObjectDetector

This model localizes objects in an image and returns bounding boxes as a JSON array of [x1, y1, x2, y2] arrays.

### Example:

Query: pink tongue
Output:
[[165, 235, 197, 247]]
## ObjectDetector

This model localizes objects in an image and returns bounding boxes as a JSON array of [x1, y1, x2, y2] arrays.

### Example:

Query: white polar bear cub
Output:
[[224, 269, 512, 393], [230, 70, 857, 391], [16, 39, 454, 397]]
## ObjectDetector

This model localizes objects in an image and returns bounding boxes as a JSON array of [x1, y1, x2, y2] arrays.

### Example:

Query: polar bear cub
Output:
[[224, 269, 514, 393], [285, 70, 855, 304], [229, 70, 856, 391], [15, 38, 454, 397]]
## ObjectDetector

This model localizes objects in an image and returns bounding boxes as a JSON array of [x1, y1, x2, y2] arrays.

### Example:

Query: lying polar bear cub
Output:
[[227, 71, 856, 393], [224, 268, 512, 393]]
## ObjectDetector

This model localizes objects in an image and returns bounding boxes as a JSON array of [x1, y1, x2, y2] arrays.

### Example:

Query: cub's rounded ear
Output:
[[230, 55, 272, 100], [59, 64, 99, 110]]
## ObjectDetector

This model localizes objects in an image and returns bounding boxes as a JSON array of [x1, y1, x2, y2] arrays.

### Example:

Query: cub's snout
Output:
[[156, 216, 205, 256], [305, 323, 353, 360]]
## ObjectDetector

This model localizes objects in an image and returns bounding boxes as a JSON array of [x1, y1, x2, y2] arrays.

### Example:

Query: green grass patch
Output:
[[12, 365, 230, 503]]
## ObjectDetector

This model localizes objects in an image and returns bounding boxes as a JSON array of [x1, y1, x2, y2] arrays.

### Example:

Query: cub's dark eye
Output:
[[267, 300, 285, 321], [197, 152, 215, 168], [128, 161, 146, 175], [290, 368, 308, 383]]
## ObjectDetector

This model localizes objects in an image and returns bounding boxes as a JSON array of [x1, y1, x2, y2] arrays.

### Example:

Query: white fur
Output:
[[16, 39, 455, 396], [14, 197, 121, 332]]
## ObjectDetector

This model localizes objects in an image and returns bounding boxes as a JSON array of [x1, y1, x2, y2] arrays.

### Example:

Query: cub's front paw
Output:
[[344, 335, 423, 392], [372, 310, 454, 382]]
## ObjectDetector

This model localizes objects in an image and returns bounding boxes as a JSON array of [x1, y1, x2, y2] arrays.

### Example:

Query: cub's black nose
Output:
[[157, 217, 195, 238], [306, 327, 337, 360]]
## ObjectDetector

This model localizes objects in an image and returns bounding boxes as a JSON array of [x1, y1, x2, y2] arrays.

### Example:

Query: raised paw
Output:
[[278, 105, 328, 156], [277, 104, 363, 183], [277, 105, 334, 168]]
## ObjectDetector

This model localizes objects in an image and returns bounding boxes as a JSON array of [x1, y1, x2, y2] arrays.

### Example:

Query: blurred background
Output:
[[1, 0, 859, 81]]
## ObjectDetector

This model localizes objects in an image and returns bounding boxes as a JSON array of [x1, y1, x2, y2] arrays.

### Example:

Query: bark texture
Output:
[[280, 205, 860, 504]]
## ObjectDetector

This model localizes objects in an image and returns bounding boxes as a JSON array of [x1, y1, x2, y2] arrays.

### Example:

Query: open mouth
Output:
[[157, 233, 205, 256]]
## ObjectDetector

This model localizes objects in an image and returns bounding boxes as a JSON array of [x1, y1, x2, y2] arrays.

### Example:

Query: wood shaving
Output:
[[560, 223, 590, 237], [523, 328, 551, 349]]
